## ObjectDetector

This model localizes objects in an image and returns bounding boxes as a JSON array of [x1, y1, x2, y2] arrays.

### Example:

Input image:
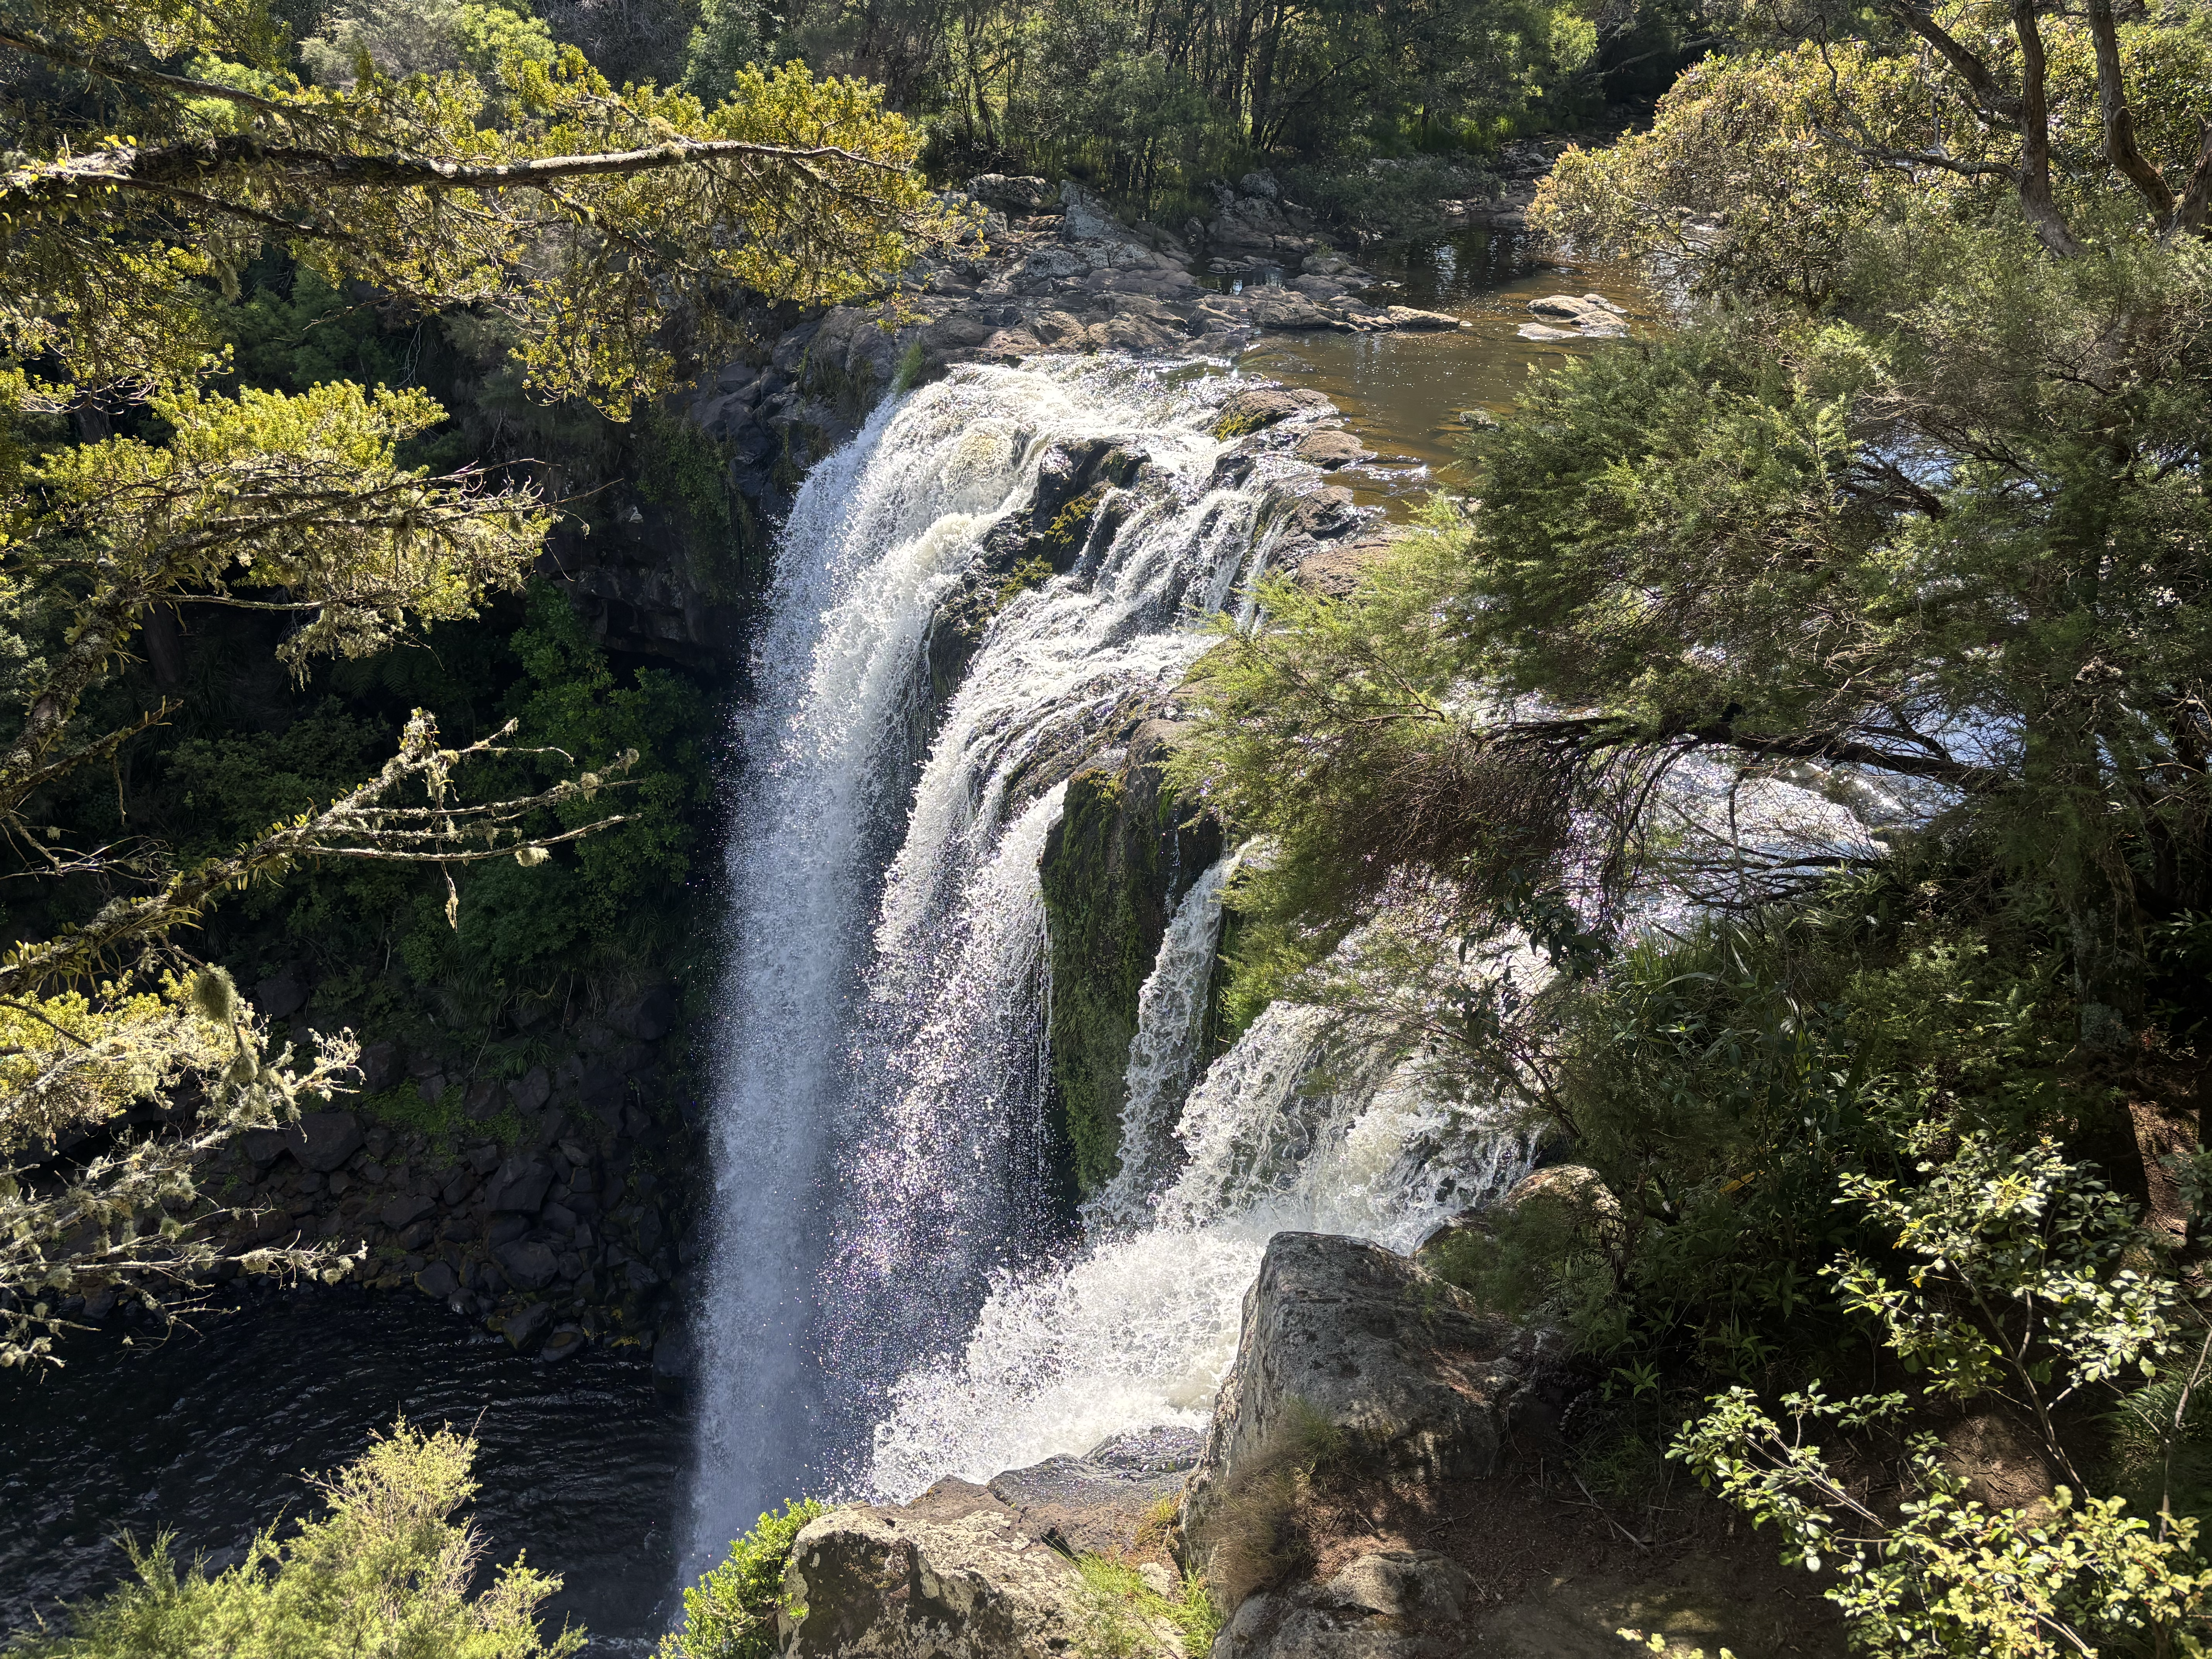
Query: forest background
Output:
[[0, 0, 1683, 1082]]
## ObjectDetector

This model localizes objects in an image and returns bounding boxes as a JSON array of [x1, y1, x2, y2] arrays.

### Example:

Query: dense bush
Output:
[[14, 1423, 582, 1658], [661, 1499, 826, 1659]]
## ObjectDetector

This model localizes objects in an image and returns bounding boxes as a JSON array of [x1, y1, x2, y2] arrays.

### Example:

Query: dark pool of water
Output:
[[1243, 226, 1662, 511], [0, 1289, 687, 1654]]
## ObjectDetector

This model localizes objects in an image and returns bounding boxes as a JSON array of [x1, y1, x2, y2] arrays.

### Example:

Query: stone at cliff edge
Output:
[[1182, 1233, 1534, 1585], [1214, 1551, 1477, 1659], [782, 1478, 1183, 1659]]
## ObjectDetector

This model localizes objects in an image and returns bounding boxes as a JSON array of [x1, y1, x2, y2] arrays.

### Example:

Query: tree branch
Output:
[[1879, 0, 2021, 126], [2171, 123, 2212, 240], [2011, 0, 2084, 258], [4, 131, 907, 219], [2085, 0, 2177, 222], [1504, 714, 2006, 793], [0, 26, 301, 118]]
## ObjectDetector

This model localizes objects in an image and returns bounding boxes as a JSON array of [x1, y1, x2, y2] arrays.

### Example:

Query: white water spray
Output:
[[866, 1003, 1535, 1496]]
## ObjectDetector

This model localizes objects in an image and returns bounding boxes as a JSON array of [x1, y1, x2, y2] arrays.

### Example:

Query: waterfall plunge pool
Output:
[[0, 1289, 684, 1654]]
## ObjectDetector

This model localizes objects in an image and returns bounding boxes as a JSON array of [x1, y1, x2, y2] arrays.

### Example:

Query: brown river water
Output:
[[1233, 225, 1660, 512]]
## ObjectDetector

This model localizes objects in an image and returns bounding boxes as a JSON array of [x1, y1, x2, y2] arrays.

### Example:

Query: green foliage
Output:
[[684, 0, 767, 103], [1040, 763, 1215, 1194], [897, 0, 1604, 210], [395, 582, 711, 994], [1073, 1556, 1221, 1659], [1672, 1132, 2211, 1659], [661, 1499, 827, 1659], [2, 10, 933, 420], [15, 1420, 583, 1658], [354, 1078, 520, 1150], [299, 0, 559, 85], [1539, 19, 2212, 298], [638, 411, 734, 538], [891, 339, 926, 392]]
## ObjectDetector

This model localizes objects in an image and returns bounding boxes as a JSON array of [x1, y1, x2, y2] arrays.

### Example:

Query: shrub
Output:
[[14, 1421, 581, 1658], [1186, 1401, 1346, 1613], [1673, 1132, 2211, 1659], [661, 1499, 827, 1659], [1073, 1556, 1221, 1659]]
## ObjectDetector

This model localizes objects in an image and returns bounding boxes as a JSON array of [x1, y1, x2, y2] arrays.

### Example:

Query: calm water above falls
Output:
[[1247, 226, 1659, 509]]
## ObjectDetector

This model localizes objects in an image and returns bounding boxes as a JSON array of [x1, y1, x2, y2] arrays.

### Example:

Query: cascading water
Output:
[[687, 350, 1534, 1581], [865, 995, 1534, 1496], [684, 357, 1283, 1571], [1089, 854, 1233, 1230]]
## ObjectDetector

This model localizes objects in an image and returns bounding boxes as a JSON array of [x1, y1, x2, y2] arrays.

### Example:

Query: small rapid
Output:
[[865, 1002, 1533, 1496]]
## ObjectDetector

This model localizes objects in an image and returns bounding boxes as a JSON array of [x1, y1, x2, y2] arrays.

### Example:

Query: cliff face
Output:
[[1039, 724, 1224, 1196]]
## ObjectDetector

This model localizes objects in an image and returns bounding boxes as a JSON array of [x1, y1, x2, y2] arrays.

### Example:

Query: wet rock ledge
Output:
[[775, 1232, 1551, 1659], [772, 1220, 1846, 1658], [684, 173, 1463, 513]]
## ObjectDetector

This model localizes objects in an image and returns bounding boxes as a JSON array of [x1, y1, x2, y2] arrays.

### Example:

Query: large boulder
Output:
[[282, 1111, 362, 1174], [986, 1425, 1201, 1556], [1182, 1234, 1529, 1582], [485, 1154, 554, 1214], [1213, 1551, 1476, 1659], [782, 1479, 1182, 1659], [966, 173, 1054, 215], [1061, 180, 1123, 244]]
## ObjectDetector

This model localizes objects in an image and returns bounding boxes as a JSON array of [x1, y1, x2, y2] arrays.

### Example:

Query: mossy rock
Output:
[[1039, 723, 1221, 1196]]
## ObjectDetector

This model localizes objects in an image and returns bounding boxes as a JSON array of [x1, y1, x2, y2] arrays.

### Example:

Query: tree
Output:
[[661, 1499, 826, 1659], [0, 0, 931, 1365], [1175, 1, 2212, 1212], [16, 1419, 585, 1657], [1671, 1133, 2210, 1659]]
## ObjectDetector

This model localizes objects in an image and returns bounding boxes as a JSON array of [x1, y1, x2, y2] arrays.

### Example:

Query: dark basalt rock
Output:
[[414, 1260, 459, 1300], [496, 1238, 562, 1291], [485, 1155, 555, 1214], [500, 1299, 555, 1353], [379, 1192, 435, 1231], [283, 1111, 364, 1174]]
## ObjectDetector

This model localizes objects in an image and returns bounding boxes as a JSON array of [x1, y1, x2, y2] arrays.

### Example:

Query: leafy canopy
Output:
[[0, 0, 926, 1363]]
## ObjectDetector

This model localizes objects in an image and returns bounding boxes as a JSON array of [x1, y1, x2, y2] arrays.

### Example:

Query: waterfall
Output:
[[688, 353, 1530, 1577], [1089, 854, 1233, 1229], [684, 359, 1276, 1570], [865, 1004, 1535, 1497]]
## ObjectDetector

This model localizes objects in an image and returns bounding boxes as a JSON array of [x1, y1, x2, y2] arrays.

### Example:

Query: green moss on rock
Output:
[[1039, 721, 1222, 1196]]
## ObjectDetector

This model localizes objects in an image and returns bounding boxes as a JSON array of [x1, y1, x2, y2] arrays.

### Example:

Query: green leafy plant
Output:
[[1672, 1132, 2210, 1658], [15, 1420, 582, 1658], [1073, 1555, 1221, 1659], [661, 1498, 828, 1659]]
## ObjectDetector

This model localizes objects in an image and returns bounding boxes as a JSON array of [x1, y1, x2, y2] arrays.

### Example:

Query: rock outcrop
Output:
[[988, 1425, 1203, 1556], [1517, 293, 1628, 342], [781, 1430, 1202, 1659], [1182, 1233, 1532, 1578], [1041, 722, 1226, 1195], [1214, 1551, 1479, 1659]]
